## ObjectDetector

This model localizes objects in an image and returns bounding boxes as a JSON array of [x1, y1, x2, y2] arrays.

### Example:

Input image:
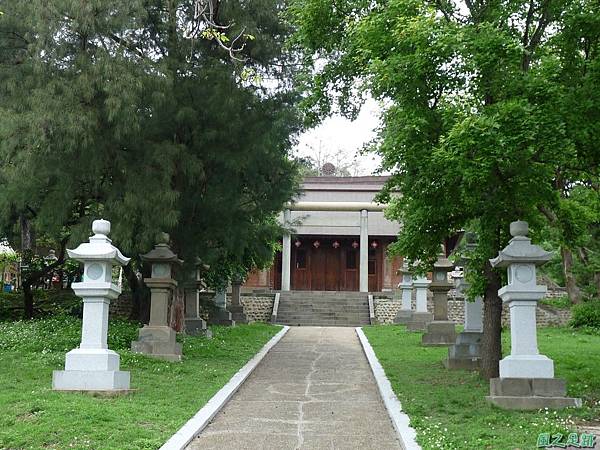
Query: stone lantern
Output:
[[394, 260, 413, 324], [422, 249, 457, 346], [183, 267, 212, 337], [131, 233, 183, 362], [444, 232, 483, 369], [53, 219, 131, 392], [487, 221, 581, 409], [229, 274, 248, 324], [208, 287, 236, 326], [406, 264, 432, 331]]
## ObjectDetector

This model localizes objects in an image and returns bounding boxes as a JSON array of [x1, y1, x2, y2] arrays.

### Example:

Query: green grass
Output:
[[363, 325, 600, 450], [0, 315, 280, 449]]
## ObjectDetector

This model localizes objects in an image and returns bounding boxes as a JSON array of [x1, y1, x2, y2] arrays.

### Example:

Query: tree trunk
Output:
[[20, 214, 36, 319], [125, 264, 150, 323], [480, 261, 503, 379], [561, 246, 581, 304]]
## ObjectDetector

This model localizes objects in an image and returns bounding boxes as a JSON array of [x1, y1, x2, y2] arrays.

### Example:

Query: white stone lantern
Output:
[[487, 221, 581, 409], [53, 219, 131, 392], [406, 262, 432, 331], [490, 221, 553, 378]]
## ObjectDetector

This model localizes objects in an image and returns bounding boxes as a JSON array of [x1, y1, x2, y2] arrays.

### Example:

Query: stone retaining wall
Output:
[[109, 294, 133, 318], [227, 295, 274, 323], [375, 293, 571, 327]]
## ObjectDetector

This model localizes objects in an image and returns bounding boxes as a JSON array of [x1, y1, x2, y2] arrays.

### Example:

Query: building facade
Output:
[[244, 176, 403, 292]]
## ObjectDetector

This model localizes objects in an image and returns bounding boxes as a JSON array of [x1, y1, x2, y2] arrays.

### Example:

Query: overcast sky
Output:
[[293, 97, 384, 176]]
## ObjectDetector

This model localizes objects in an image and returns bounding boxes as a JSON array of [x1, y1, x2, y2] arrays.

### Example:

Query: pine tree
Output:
[[0, 0, 300, 319]]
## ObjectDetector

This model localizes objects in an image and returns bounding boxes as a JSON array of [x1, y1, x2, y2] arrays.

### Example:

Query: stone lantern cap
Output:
[[141, 233, 183, 265], [490, 221, 552, 268], [434, 254, 453, 272], [67, 219, 130, 266]]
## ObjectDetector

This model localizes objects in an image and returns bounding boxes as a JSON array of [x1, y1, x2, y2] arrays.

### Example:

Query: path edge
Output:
[[356, 327, 422, 450], [160, 325, 290, 450]]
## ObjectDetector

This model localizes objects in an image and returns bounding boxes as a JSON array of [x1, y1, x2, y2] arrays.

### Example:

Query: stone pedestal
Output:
[[486, 378, 582, 410], [131, 325, 182, 362], [443, 331, 482, 370], [209, 290, 235, 326], [132, 280, 183, 361], [53, 219, 131, 392], [486, 221, 581, 410], [422, 252, 455, 346], [230, 281, 247, 324], [406, 312, 434, 331], [406, 275, 431, 331], [183, 282, 212, 338], [394, 263, 413, 325], [422, 321, 456, 346], [445, 272, 483, 369]]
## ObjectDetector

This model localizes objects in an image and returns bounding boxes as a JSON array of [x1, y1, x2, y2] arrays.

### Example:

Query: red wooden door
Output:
[[291, 247, 310, 290], [343, 247, 359, 291], [368, 246, 381, 292]]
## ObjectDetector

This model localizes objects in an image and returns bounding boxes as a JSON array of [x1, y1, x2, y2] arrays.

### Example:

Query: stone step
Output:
[[275, 291, 372, 326]]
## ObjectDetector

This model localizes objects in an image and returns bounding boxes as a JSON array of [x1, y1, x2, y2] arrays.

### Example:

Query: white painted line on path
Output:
[[356, 327, 422, 450], [160, 325, 290, 450]]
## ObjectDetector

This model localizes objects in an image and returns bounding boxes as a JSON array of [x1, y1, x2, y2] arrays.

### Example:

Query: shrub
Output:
[[570, 300, 600, 330], [540, 295, 572, 310]]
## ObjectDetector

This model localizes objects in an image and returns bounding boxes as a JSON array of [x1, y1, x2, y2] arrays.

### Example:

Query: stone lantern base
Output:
[[421, 321, 457, 346], [53, 348, 130, 391], [185, 318, 213, 338], [443, 331, 482, 370], [131, 326, 182, 362], [393, 309, 413, 325], [229, 305, 248, 324], [208, 308, 236, 326], [406, 312, 434, 331], [486, 378, 582, 410]]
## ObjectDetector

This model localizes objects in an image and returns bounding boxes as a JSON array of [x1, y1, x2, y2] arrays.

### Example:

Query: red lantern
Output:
[[351, 241, 359, 249], [332, 241, 340, 249], [371, 240, 379, 249], [294, 240, 301, 248], [313, 240, 320, 248]]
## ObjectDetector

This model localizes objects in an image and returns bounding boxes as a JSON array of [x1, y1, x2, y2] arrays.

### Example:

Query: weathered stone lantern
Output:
[[131, 233, 183, 362], [229, 275, 248, 324], [487, 221, 581, 409], [53, 219, 131, 392], [208, 286, 236, 326], [422, 249, 457, 346], [183, 267, 212, 337], [394, 260, 413, 324], [444, 232, 483, 369]]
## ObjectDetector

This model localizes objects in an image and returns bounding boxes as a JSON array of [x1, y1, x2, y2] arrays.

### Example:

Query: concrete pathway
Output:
[[187, 327, 402, 450]]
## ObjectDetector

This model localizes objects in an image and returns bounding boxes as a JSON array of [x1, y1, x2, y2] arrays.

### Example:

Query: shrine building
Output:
[[244, 176, 403, 292]]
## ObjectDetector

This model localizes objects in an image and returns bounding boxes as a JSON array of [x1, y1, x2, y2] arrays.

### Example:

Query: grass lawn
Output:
[[363, 325, 600, 450], [0, 316, 280, 450]]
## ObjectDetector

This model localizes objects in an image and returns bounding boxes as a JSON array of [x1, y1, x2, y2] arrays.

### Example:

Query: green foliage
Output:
[[570, 300, 600, 330], [540, 295, 573, 310], [0, 317, 280, 449], [364, 325, 600, 449], [288, 0, 600, 295], [0, 0, 301, 292], [0, 290, 81, 321]]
